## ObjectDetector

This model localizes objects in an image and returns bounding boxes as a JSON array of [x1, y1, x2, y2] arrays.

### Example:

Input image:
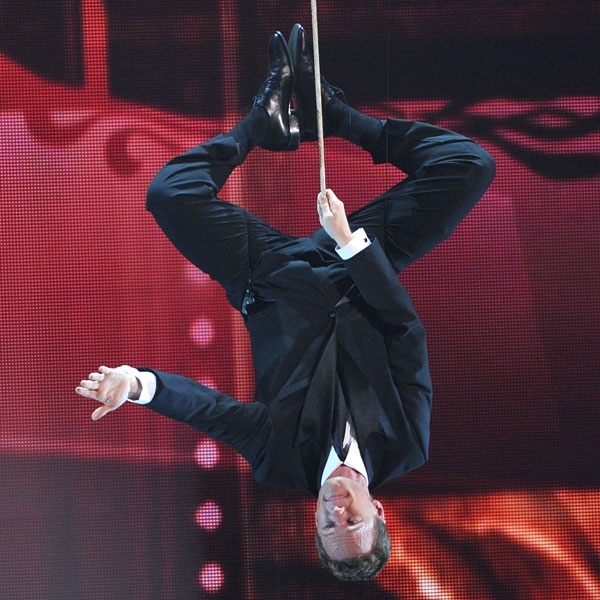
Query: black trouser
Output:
[[146, 118, 495, 312]]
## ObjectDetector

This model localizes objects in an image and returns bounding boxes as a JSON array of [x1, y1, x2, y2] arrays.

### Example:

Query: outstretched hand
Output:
[[317, 189, 353, 248], [75, 366, 136, 421]]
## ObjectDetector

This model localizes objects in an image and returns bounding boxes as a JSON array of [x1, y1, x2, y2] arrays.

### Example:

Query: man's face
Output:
[[315, 476, 385, 561]]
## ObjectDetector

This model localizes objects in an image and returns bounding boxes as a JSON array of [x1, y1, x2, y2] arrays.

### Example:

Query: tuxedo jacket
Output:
[[143, 236, 431, 498], [142, 118, 495, 497]]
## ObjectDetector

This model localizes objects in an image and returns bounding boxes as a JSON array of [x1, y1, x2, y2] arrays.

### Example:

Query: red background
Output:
[[2, 1, 600, 598]]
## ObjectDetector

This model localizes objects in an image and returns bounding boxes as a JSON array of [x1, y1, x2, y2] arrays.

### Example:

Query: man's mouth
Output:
[[325, 494, 348, 502]]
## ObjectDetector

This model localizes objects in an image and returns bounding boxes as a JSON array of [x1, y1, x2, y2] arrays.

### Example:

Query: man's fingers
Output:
[[322, 189, 339, 204], [75, 385, 97, 399], [75, 365, 128, 421], [318, 190, 342, 213], [79, 379, 99, 390], [318, 193, 332, 217], [91, 405, 111, 421]]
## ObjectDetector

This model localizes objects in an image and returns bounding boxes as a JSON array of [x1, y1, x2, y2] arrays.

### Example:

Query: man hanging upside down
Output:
[[75, 24, 495, 581]]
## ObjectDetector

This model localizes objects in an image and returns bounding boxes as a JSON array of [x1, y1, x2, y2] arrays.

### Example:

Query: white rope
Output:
[[310, 0, 326, 194]]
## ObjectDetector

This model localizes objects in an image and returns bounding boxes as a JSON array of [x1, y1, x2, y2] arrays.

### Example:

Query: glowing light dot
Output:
[[199, 562, 224, 592], [195, 439, 219, 469], [189, 317, 215, 346], [419, 577, 450, 600], [195, 501, 222, 530]]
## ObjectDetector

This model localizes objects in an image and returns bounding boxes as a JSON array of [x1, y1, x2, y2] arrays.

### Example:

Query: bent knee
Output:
[[146, 166, 216, 214], [467, 143, 496, 191], [146, 170, 175, 213], [476, 145, 496, 186]]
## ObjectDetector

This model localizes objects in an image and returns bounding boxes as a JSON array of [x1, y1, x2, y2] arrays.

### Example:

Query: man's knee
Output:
[[146, 170, 168, 214], [472, 145, 496, 191], [146, 166, 215, 215]]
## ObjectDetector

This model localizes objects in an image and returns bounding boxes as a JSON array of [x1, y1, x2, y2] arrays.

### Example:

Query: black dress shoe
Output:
[[253, 31, 300, 151], [288, 23, 345, 142]]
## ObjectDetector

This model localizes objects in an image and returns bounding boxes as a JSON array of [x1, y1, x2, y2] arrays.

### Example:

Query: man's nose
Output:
[[327, 505, 346, 523]]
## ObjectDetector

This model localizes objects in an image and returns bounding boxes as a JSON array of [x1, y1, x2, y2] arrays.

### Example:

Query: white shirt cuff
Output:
[[335, 228, 370, 260], [114, 365, 156, 405]]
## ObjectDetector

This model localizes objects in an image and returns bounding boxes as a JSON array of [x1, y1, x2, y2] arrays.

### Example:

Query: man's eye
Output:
[[324, 523, 334, 529], [347, 519, 356, 525]]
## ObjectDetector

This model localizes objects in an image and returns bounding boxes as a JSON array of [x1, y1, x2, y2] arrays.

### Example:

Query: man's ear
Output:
[[372, 499, 386, 523]]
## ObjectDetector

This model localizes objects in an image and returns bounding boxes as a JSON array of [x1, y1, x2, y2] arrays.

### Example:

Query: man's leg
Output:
[[146, 124, 274, 310], [289, 24, 495, 273], [343, 115, 496, 272], [146, 32, 298, 310]]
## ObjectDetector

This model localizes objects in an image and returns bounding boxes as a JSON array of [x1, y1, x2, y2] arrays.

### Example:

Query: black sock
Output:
[[325, 98, 384, 150], [228, 106, 270, 155]]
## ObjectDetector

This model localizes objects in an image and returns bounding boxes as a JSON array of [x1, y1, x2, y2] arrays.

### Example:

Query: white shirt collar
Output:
[[320, 426, 369, 486]]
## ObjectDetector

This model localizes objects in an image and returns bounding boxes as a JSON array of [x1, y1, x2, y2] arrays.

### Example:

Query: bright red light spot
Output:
[[195, 501, 222, 531], [194, 439, 219, 469], [188, 317, 215, 346], [199, 562, 224, 592]]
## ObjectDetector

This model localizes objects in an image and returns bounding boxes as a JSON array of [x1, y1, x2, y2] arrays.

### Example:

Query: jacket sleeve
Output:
[[344, 240, 432, 460], [344, 239, 423, 329], [139, 368, 270, 466]]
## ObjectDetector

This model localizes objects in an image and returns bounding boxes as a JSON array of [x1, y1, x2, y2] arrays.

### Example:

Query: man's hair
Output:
[[314, 517, 391, 582]]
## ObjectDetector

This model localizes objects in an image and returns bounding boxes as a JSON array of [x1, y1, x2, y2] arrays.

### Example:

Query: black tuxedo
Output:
[[144, 118, 495, 497]]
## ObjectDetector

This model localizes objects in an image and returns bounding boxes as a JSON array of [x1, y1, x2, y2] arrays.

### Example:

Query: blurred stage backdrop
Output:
[[2, 1, 600, 598]]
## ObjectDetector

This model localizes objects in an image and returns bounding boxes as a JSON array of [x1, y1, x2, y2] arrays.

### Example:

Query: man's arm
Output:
[[342, 242, 433, 464], [317, 190, 431, 462], [140, 369, 269, 464], [317, 188, 419, 325], [75, 366, 270, 465]]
